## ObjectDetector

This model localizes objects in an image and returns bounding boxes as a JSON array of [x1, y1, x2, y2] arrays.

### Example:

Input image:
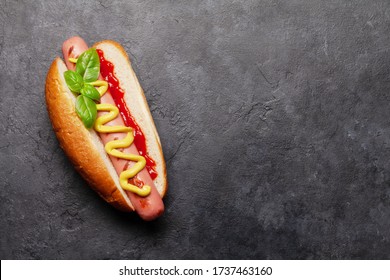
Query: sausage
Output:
[[62, 36, 164, 221]]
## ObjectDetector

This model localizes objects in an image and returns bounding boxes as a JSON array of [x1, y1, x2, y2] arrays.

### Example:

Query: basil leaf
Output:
[[75, 95, 97, 128], [75, 48, 100, 83], [64, 70, 84, 92], [80, 84, 100, 101]]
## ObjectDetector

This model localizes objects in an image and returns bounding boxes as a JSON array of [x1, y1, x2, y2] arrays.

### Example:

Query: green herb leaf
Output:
[[80, 84, 101, 101], [64, 70, 84, 92], [75, 95, 97, 128], [75, 48, 100, 83]]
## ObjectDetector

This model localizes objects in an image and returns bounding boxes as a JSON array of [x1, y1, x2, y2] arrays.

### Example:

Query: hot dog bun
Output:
[[45, 41, 167, 212]]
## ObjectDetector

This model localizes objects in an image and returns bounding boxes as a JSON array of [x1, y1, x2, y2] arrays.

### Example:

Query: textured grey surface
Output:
[[1, 0, 390, 259]]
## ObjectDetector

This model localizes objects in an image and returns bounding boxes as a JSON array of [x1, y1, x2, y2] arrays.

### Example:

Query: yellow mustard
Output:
[[88, 80, 151, 197]]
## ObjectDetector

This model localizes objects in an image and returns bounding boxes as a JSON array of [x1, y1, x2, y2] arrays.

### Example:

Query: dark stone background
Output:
[[1, 0, 390, 259]]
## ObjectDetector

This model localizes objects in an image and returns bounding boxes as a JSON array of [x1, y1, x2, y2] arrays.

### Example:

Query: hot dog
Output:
[[46, 37, 167, 221]]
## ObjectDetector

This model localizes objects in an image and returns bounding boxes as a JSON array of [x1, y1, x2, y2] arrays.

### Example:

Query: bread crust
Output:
[[45, 57, 134, 212], [93, 40, 168, 197]]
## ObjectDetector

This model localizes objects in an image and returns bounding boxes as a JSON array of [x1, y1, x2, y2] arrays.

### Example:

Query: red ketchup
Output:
[[97, 49, 158, 180]]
